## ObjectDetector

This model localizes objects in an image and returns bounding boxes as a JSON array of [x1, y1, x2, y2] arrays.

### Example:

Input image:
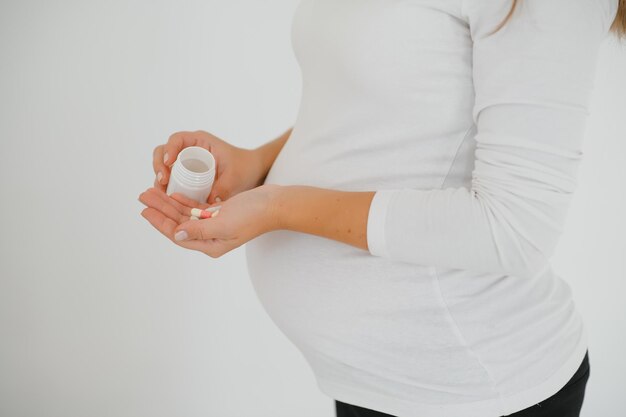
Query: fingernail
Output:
[[174, 230, 188, 241], [157, 171, 163, 183], [215, 196, 221, 202], [163, 152, 169, 164]]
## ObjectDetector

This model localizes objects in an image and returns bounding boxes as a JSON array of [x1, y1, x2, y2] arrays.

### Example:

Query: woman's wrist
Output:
[[251, 128, 293, 186], [242, 147, 270, 188], [251, 145, 274, 186], [267, 184, 375, 252]]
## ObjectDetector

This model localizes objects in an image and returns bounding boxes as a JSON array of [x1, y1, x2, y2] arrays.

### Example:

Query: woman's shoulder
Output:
[[462, 0, 617, 40]]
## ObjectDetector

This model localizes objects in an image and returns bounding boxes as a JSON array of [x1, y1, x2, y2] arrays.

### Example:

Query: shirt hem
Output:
[[315, 325, 588, 417]]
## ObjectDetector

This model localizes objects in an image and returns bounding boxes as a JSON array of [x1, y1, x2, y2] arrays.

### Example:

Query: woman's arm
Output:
[[139, 180, 374, 258], [143, 0, 616, 267], [269, 0, 616, 280], [271, 185, 376, 251], [252, 127, 293, 186]]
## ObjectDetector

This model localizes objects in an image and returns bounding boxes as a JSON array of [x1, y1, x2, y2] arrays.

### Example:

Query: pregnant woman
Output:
[[138, 1, 625, 416]]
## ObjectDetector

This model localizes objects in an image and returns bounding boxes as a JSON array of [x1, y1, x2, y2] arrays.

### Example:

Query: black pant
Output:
[[335, 350, 590, 417]]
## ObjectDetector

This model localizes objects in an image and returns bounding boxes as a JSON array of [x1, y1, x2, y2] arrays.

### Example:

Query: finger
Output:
[[163, 131, 210, 168], [153, 176, 166, 192], [207, 177, 233, 204], [170, 192, 215, 211], [152, 145, 169, 187], [140, 207, 207, 252], [149, 189, 196, 214], [138, 188, 189, 224], [174, 217, 227, 256], [172, 215, 225, 242]]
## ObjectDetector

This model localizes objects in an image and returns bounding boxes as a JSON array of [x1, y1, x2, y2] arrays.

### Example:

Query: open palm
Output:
[[138, 185, 278, 258]]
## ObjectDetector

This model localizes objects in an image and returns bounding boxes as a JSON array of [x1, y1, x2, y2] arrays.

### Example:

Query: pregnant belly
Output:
[[243, 229, 475, 381]]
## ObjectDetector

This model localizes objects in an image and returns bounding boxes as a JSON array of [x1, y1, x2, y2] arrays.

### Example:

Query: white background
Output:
[[0, 1, 624, 416]]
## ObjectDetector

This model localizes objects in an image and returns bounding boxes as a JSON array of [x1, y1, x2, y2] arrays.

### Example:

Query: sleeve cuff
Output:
[[366, 189, 399, 258]]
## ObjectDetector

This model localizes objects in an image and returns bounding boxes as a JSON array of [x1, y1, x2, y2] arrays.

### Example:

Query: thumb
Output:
[[207, 180, 232, 204], [174, 218, 220, 242]]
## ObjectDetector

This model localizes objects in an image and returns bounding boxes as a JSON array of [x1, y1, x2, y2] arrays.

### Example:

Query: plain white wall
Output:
[[0, 1, 624, 416]]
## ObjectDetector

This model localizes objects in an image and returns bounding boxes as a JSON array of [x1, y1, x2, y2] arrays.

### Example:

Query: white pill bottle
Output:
[[166, 146, 216, 203]]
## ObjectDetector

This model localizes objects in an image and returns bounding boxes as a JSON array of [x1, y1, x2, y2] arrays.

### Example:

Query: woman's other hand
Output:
[[152, 130, 268, 204], [138, 184, 281, 258]]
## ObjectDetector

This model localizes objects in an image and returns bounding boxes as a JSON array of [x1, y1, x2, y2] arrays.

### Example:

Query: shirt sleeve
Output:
[[366, 0, 618, 280]]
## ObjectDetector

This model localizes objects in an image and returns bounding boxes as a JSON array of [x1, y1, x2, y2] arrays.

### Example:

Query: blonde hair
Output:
[[491, 0, 626, 39]]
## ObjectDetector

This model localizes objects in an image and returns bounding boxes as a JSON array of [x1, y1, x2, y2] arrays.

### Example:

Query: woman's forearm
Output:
[[252, 127, 293, 185], [269, 185, 376, 252]]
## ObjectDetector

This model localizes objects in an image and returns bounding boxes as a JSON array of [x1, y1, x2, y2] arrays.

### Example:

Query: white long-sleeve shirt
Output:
[[245, 1, 618, 416]]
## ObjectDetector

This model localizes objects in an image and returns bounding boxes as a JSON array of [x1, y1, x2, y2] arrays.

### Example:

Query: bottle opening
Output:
[[182, 158, 209, 173], [170, 146, 216, 189]]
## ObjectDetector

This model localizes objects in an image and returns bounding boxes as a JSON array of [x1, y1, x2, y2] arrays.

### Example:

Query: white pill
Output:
[[190, 215, 199, 220]]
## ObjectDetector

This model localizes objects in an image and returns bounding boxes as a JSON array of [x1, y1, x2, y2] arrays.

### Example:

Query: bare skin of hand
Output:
[[152, 130, 268, 204], [138, 185, 281, 258]]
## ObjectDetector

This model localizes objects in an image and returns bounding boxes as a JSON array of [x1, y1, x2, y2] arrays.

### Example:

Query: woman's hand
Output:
[[138, 184, 281, 258], [152, 130, 268, 204]]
